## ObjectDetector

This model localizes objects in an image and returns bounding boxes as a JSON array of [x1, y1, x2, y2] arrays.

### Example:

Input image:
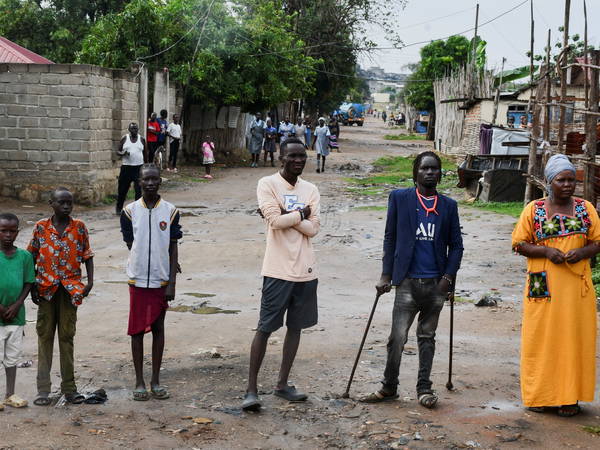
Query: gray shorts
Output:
[[257, 277, 318, 332]]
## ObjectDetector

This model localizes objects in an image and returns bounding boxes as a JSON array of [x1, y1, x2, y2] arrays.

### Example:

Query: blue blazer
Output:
[[382, 187, 464, 285]]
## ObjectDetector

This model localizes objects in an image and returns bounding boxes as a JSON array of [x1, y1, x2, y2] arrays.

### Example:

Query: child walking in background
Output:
[[328, 134, 339, 153], [202, 135, 215, 179], [28, 188, 94, 406], [0, 213, 35, 410]]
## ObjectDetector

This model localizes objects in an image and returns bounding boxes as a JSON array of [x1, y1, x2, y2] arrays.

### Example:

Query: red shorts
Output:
[[128, 286, 168, 336]]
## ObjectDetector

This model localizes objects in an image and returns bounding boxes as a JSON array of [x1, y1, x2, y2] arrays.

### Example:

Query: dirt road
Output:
[[2, 117, 600, 449]]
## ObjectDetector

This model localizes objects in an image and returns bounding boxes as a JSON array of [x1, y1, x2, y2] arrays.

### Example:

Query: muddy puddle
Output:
[[183, 292, 216, 298], [170, 296, 240, 315]]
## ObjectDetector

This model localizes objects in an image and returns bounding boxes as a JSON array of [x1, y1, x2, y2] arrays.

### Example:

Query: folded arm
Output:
[[293, 190, 320, 237], [257, 181, 302, 230]]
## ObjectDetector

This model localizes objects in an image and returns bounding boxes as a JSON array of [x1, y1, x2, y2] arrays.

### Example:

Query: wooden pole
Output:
[[584, 50, 599, 201], [491, 57, 506, 125], [557, 0, 571, 152], [473, 4, 479, 50], [471, 4, 480, 101], [584, 0, 589, 109], [525, 78, 546, 204], [543, 29, 552, 143], [526, 0, 535, 117], [529, 0, 535, 88]]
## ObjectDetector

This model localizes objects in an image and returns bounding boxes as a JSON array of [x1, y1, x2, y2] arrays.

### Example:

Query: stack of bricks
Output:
[[0, 63, 139, 204], [457, 102, 482, 156]]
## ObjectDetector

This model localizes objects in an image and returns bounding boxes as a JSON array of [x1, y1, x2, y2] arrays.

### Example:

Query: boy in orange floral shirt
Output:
[[27, 187, 94, 406]]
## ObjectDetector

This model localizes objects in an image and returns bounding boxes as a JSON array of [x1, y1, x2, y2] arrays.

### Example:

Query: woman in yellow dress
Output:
[[512, 154, 600, 417]]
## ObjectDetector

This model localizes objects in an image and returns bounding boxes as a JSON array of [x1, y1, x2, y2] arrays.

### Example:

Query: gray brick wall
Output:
[[0, 63, 141, 204]]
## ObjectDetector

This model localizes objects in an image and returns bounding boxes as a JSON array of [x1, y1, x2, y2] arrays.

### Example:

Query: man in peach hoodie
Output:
[[243, 137, 321, 412]]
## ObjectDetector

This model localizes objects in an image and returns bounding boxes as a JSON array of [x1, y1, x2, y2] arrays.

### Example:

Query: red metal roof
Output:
[[0, 36, 53, 64]]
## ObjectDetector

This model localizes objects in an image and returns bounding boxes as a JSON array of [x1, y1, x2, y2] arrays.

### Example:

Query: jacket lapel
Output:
[[408, 187, 417, 233]]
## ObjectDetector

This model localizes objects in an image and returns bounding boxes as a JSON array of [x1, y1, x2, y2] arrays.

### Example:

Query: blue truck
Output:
[[338, 103, 365, 126]]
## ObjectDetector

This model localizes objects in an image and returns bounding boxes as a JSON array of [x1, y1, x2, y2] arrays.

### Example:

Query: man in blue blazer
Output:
[[361, 151, 463, 408]]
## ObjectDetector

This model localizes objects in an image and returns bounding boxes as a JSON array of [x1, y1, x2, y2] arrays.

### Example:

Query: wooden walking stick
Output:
[[342, 292, 382, 398], [446, 279, 456, 391]]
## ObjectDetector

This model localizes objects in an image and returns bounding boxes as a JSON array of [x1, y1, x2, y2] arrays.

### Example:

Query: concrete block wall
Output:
[[0, 63, 140, 204]]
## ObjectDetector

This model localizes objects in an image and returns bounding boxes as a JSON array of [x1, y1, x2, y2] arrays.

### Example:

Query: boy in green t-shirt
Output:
[[0, 212, 35, 410]]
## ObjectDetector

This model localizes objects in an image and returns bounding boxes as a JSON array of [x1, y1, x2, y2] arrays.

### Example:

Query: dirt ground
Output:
[[1, 117, 600, 449]]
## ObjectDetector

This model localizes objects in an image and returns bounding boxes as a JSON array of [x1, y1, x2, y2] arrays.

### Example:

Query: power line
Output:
[[234, 1, 529, 84], [229, 27, 437, 83], [246, 0, 529, 61], [375, 0, 529, 51], [136, 9, 209, 60], [395, 6, 476, 31]]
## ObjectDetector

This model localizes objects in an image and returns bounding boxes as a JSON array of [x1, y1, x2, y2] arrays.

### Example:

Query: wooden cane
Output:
[[342, 292, 382, 398]]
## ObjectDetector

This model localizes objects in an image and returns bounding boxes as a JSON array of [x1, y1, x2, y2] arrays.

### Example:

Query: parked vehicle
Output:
[[338, 103, 365, 126]]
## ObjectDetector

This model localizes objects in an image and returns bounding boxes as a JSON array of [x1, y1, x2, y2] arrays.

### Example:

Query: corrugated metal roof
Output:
[[0, 36, 53, 64]]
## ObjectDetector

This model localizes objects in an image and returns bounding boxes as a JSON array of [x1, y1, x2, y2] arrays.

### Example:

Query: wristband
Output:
[[442, 275, 453, 285]]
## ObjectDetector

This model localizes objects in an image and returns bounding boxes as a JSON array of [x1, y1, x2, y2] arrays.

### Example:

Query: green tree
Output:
[[284, 0, 406, 115], [404, 35, 471, 112], [0, 0, 128, 62], [78, 0, 317, 111]]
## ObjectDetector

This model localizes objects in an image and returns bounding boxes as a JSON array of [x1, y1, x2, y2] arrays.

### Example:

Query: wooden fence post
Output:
[[524, 78, 546, 204], [584, 50, 599, 201]]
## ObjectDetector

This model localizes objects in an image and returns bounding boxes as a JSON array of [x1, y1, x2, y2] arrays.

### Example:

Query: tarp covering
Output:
[[490, 127, 530, 156]]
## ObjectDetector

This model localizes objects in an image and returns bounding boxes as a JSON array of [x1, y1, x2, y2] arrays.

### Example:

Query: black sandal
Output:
[[65, 392, 85, 404], [418, 391, 438, 409], [557, 403, 581, 417], [33, 393, 51, 406], [359, 390, 399, 403], [273, 385, 308, 402]]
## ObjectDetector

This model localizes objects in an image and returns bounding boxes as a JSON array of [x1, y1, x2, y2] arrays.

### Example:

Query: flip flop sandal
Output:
[[273, 385, 308, 402], [242, 392, 262, 412], [359, 390, 399, 403], [132, 388, 150, 401], [4, 394, 28, 408], [557, 404, 581, 417], [418, 392, 438, 409], [65, 392, 85, 404], [150, 386, 170, 400], [33, 393, 52, 406]]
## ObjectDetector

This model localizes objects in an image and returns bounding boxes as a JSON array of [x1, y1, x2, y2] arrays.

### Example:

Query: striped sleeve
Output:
[[170, 210, 182, 241], [120, 210, 134, 243]]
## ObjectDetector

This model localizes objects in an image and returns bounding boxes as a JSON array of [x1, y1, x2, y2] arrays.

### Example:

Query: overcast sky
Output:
[[359, 0, 600, 75]]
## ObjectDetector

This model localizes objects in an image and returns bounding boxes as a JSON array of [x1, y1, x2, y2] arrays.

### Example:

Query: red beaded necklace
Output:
[[416, 188, 439, 217]]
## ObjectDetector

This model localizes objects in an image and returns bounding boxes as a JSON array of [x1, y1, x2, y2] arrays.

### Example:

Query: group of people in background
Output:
[[248, 113, 341, 173], [146, 110, 183, 173]]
